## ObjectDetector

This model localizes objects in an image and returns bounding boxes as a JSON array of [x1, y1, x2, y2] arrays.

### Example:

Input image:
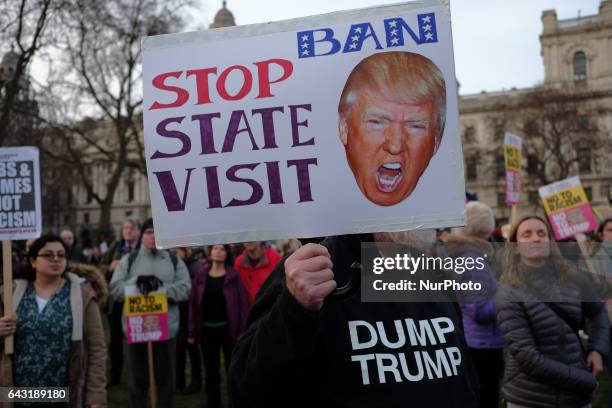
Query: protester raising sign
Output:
[[539, 176, 598, 240], [504, 132, 522, 206], [124, 286, 170, 344], [142, 0, 465, 247]]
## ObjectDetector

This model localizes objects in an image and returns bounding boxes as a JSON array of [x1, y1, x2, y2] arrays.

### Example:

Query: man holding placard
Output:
[[141, 0, 476, 405], [229, 232, 479, 407], [110, 218, 191, 408]]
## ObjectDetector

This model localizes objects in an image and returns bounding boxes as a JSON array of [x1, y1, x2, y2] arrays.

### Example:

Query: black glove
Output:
[[136, 275, 163, 295]]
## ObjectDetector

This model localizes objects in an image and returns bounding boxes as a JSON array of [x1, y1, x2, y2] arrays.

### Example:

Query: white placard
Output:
[[142, 0, 466, 247], [0, 147, 41, 241]]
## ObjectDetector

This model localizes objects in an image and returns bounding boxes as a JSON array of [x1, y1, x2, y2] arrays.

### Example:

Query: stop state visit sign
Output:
[[142, 0, 466, 248]]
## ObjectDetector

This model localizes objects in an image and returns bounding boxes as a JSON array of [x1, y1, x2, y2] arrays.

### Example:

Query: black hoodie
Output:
[[229, 235, 480, 407]]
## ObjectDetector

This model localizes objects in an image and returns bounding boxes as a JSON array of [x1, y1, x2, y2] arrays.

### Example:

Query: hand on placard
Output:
[[285, 244, 336, 311]]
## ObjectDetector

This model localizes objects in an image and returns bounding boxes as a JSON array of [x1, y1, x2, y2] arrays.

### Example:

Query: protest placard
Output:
[[124, 286, 169, 344], [142, 0, 465, 247], [0, 147, 41, 241], [538, 176, 598, 240], [504, 132, 522, 206]]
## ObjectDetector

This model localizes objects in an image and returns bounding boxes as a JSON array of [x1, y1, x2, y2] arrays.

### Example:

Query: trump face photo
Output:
[[338, 51, 446, 206]]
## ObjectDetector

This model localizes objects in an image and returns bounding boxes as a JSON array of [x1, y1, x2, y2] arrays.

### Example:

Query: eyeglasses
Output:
[[37, 252, 67, 260]]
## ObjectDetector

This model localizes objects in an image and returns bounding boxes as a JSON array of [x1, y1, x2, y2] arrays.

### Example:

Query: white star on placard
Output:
[[302, 49, 309, 56], [301, 43, 308, 49], [351, 35, 359, 42], [349, 42, 357, 49], [390, 28, 398, 36], [423, 24, 432, 31], [353, 27, 362, 33], [421, 16, 431, 23], [425, 32, 434, 40], [301, 35, 309, 42], [390, 38, 399, 45], [388, 20, 397, 28]]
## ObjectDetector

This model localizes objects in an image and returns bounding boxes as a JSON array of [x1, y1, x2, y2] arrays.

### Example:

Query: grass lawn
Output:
[[108, 358, 611, 407], [107, 354, 230, 408], [103, 306, 229, 408], [593, 369, 610, 408]]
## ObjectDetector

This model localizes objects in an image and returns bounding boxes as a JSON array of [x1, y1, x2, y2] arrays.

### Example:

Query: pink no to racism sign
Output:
[[539, 176, 598, 240], [124, 286, 169, 344]]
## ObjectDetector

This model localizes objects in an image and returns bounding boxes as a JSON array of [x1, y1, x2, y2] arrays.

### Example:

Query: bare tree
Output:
[[0, 0, 59, 146], [41, 0, 188, 235]]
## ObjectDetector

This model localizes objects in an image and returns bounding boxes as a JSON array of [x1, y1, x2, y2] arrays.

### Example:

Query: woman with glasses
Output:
[[497, 216, 609, 408], [0, 234, 107, 407]]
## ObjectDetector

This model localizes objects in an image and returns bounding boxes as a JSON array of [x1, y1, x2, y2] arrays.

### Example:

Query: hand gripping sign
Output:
[[538, 176, 598, 241], [124, 286, 169, 344], [142, 0, 465, 247]]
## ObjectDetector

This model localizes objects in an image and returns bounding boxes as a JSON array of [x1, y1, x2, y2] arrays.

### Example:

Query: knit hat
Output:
[[140, 218, 154, 239]]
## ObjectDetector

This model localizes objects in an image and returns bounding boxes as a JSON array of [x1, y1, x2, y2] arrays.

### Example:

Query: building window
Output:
[[84, 212, 90, 224], [573, 51, 587, 81], [576, 115, 589, 130], [524, 120, 538, 136], [601, 185, 610, 202], [497, 192, 505, 206], [578, 148, 591, 173], [127, 180, 135, 202], [528, 191, 540, 206], [466, 160, 477, 180], [63, 214, 70, 225], [527, 154, 538, 175], [125, 210, 133, 217], [86, 189, 93, 204], [464, 126, 476, 142], [584, 186, 592, 202], [496, 155, 505, 177], [494, 122, 505, 138]]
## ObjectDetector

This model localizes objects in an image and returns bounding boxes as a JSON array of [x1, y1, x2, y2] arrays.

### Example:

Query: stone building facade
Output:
[[461, 0, 612, 223]]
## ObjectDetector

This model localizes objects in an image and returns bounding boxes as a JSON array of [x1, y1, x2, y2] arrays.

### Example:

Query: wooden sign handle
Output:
[[510, 205, 518, 226], [3, 241, 13, 354], [147, 341, 156, 408]]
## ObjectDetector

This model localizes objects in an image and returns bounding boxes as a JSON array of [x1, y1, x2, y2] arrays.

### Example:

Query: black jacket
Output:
[[229, 235, 479, 407], [497, 263, 610, 408]]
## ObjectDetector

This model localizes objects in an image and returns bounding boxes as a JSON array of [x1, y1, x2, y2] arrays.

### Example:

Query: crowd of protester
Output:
[[0, 212, 611, 407]]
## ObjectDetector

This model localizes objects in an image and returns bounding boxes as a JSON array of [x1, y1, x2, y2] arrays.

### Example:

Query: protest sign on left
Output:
[[0, 147, 41, 241]]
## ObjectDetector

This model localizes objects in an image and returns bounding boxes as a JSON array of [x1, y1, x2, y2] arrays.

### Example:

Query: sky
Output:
[[194, 0, 602, 95]]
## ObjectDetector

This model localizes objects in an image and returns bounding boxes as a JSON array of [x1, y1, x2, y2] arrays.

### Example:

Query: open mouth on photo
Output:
[[376, 163, 402, 193]]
